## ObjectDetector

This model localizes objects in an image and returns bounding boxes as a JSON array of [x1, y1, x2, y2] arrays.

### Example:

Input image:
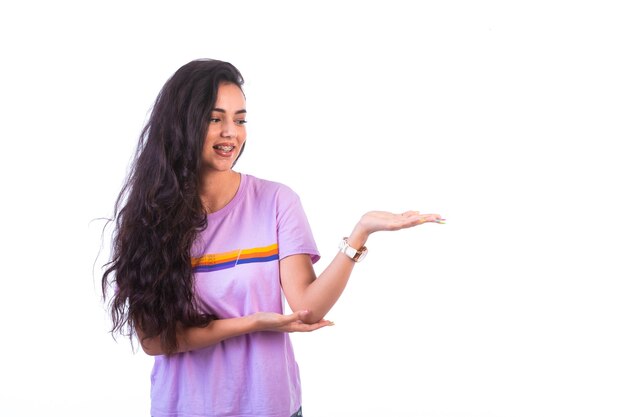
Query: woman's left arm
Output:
[[280, 210, 442, 324]]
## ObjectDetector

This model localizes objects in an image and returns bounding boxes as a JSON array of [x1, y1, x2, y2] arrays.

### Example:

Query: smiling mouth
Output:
[[213, 145, 235, 152]]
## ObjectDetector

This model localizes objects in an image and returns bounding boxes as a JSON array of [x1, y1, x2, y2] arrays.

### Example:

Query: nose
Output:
[[221, 119, 236, 138]]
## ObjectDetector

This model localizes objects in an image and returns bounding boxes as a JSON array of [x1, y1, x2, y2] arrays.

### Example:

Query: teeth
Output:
[[215, 145, 234, 152]]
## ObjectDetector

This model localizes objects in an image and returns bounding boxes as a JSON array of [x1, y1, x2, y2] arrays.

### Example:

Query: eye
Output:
[[209, 117, 221, 124], [235, 119, 248, 126]]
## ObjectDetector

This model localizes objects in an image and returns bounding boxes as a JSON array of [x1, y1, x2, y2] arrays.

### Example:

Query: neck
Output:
[[199, 170, 241, 213]]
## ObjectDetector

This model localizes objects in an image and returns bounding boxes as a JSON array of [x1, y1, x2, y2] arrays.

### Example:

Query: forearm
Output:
[[293, 226, 369, 323], [297, 254, 355, 323], [140, 316, 257, 356]]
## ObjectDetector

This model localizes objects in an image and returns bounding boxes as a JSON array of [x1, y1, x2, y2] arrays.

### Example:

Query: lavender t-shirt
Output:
[[150, 174, 320, 417]]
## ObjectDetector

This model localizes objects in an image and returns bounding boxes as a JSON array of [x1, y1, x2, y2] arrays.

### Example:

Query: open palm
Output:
[[359, 210, 443, 234]]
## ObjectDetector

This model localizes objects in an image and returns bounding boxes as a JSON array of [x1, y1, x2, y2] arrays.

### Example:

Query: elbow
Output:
[[142, 346, 162, 356], [137, 331, 165, 356], [140, 339, 163, 356], [288, 301, 328, 324], [136, 325, 166, 356], [300, 310, 326, 325]]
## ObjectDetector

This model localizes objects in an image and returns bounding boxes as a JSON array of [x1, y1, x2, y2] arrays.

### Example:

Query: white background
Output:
[[1, 1, 625, 416]]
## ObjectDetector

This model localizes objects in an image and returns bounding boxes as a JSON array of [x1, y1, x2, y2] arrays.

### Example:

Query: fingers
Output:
[[393, 213, 441, 228], [313, 319, 334, 328], [311, 320, 335, 331], [419, 214, 443, 222], [290, 311, 332, 328], [413, 213, 444, 225], [280, 313, 334, 332], [293, 319, 335, 332], [400, 212, 443, 223]]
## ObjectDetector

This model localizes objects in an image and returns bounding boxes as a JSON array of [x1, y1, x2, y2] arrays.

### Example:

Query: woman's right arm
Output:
[[138, 310, 332, 356]]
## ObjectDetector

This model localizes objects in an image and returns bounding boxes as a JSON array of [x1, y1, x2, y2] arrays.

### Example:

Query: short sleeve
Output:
[[276, 186, 320, 264]]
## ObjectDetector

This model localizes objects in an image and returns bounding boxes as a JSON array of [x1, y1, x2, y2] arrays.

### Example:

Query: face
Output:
[[202, 82, 247, 173]]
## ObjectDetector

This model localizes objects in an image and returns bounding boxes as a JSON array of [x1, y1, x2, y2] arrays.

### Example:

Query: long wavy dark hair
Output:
[[102, 59, 245, 355]]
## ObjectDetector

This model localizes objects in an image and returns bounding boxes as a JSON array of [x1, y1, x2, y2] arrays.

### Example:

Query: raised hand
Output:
[[357, 210, 443, 234], [343, 210, 444, 249]]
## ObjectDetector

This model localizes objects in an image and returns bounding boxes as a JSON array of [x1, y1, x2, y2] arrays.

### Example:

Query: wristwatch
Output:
[[338, 237, 368, 262]]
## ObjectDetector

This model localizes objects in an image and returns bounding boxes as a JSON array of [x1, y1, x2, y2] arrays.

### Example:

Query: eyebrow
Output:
[[212, 108, 247, 114]]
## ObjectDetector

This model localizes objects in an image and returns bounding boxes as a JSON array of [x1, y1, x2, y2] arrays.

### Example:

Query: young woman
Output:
[[102, 59, 443, 417]]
